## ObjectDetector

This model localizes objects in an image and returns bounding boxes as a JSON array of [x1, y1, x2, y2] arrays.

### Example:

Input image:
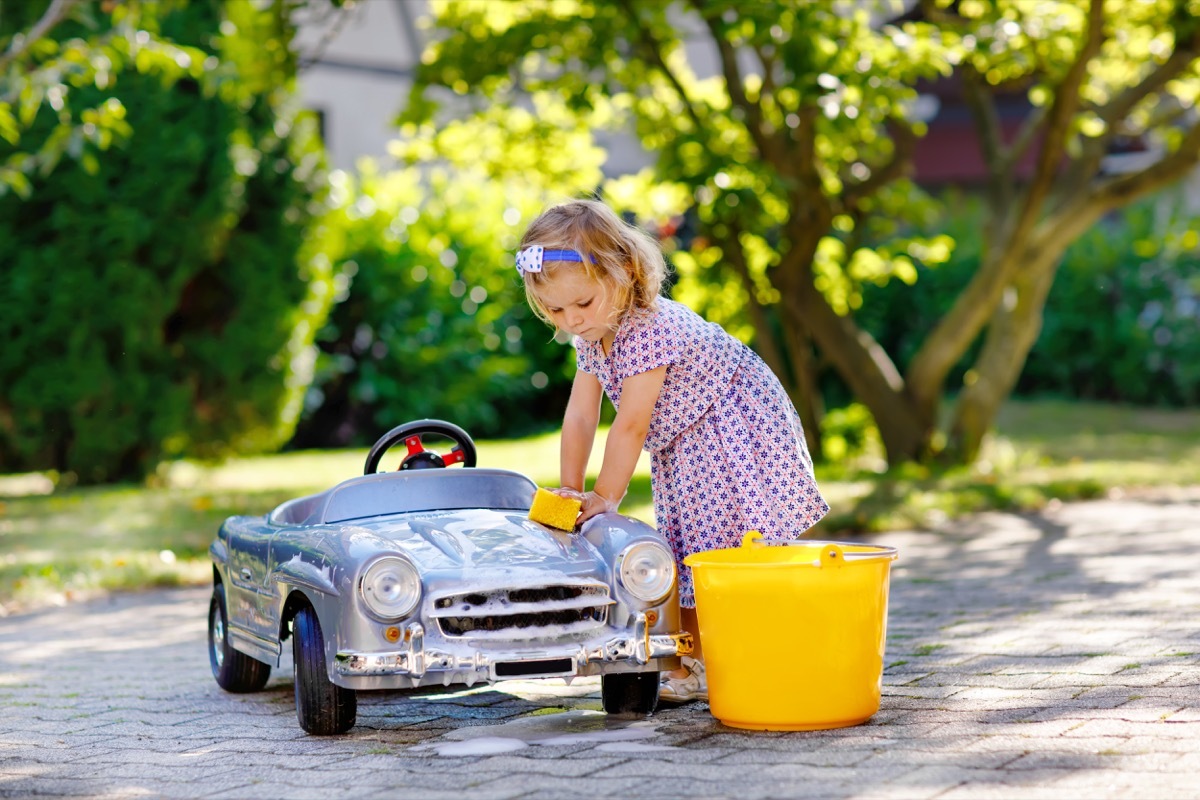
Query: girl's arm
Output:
[[583, 365, 668, 521], [560, 369, 603, 492]]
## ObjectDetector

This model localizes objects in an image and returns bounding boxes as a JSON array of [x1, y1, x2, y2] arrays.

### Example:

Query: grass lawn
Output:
[[1, 398, 1197, 615]]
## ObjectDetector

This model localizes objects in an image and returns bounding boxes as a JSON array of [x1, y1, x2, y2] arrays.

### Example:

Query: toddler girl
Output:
[[516, 199, 828, 703]]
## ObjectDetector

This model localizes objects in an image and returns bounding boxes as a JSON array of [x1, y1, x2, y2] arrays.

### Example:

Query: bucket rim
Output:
[[684, 538, 898, 567]]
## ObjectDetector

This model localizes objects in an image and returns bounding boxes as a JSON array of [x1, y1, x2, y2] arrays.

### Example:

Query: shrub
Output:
[[290, 165, 575, 448], [0, 2, 335, 483], [1023, 200, 1200, 405]]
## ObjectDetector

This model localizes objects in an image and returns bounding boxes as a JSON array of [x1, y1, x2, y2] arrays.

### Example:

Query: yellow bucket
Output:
[[684, 531, 898, 731]]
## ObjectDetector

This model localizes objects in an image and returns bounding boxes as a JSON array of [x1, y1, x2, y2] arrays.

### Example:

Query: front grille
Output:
[[432, 584, 610, 638], [440, 606, 606, 636]]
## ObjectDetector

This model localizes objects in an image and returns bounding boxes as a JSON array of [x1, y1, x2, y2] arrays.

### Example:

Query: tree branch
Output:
[[1043, 119, 1200, 251], [960, 69, 1021, 238], [753, 41, 778, 101], [961, 69, 1005, 173], [783, 263, 924, 461], [1097, 44, 1200, 127], [917, 0, 961, 25], [1006, 102, 1049, 166], [840, 120, 917, 213], [689, 0, 788, 175], [0, 0, 79, 72], [1064, 35, 1200, 196], [1136, 99, 1193, 135], [777, 192, 831, 285], [616, 0, 708, 136], [793, 104, 821, 192], [719, 220, 789, 382], [1009, 0, 1106, 243]]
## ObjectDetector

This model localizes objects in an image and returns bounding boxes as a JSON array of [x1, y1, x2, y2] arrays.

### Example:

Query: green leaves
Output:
[[0, 1, 335, 482], [408, 1, 952, 319], [294, 160, 583, 445], [0, 0, 211, 197]]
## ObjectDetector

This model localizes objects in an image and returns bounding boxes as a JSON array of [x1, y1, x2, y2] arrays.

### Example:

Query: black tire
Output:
[[601, 671, 660, 715], [208, 583, 271, 693], [292, 604, 356, 735]]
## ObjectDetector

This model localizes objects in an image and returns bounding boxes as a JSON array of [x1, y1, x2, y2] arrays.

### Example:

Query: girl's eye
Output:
[[578, 300, 592, 308]]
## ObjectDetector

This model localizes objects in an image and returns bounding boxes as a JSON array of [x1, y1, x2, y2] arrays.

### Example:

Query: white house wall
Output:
[[295, 0, 421, 172], [295, 0, 656, 176]]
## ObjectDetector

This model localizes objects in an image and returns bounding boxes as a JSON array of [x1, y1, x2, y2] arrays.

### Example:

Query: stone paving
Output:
[[1, 490, 1198, 799]]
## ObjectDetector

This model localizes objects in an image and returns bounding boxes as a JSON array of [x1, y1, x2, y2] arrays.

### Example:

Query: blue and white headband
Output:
[[515, 245, 595, 274]]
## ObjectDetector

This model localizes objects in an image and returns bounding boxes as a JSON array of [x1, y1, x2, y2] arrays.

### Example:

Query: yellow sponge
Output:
[[528, 488, 581, 531]]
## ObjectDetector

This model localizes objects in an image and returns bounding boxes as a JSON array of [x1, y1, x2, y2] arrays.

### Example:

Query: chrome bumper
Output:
[[335, 612, 692, 679]]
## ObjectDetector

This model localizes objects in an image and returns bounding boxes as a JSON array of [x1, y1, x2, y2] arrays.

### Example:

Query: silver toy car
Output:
[[207, 419, 691, 734]]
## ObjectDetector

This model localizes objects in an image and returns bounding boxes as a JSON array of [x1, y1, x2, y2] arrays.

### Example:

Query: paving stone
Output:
[[3, 494, 1200, 798]]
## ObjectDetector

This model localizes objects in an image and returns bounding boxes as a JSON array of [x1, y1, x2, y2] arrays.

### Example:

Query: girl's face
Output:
[[533, 267, 620, 348]]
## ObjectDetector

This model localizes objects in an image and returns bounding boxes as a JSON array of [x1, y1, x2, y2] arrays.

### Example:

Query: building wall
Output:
[[295, 0, 661, 176], [294, 0, 421, 172]]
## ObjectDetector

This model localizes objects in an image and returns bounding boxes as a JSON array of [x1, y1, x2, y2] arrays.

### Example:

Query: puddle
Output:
[[413, 709, 674, 756], [427, 737, 530, 756]]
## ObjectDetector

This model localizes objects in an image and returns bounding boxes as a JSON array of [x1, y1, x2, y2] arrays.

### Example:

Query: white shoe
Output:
[[659, 657, 707, 702]]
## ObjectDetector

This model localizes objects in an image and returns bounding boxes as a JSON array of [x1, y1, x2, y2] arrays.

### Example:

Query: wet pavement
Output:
[[1, 490, 1198, 799]]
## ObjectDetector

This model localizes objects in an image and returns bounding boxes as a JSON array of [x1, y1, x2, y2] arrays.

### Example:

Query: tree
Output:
[[0, 0, 207, 196], [406, 0, 1200, 466], [915, 0, 1200, 461], [0, 1, 339, 482], [0, 0, 347, 195]]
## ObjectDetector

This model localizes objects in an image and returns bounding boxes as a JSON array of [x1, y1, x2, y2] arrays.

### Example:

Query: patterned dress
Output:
[[575, 298, 829, 607]]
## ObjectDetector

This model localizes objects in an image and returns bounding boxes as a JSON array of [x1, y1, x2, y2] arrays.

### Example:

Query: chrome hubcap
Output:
[[211, 608, 226, 668]]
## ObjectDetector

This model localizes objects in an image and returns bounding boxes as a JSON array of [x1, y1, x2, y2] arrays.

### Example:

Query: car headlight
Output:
[[616, 542, 675, 604], [359, 556, 422, 621]]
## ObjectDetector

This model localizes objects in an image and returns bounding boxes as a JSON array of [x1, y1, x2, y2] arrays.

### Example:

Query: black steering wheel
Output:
[[363, 419, 478, 475]]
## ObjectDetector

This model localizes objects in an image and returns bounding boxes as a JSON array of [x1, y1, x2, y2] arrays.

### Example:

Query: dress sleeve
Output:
[[615, 312, 681, 378], [574, 336, 599, 375]]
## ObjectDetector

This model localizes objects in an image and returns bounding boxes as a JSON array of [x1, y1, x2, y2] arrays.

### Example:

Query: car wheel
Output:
[[292, 604, 356, 735], [601, 671, 660, 715], [208, 583, 271, 693]]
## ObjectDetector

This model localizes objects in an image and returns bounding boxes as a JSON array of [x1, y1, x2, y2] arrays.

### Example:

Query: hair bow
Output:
[[515, 246, 593, 274]]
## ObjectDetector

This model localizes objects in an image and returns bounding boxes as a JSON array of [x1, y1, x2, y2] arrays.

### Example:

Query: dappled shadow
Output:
[[821, 463, 1109, 538], [869, 492, 1200, 790], [2, 494, 1198, 798]]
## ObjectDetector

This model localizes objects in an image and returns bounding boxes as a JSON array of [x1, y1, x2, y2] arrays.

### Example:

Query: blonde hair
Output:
[[518, 199, 668, 327]]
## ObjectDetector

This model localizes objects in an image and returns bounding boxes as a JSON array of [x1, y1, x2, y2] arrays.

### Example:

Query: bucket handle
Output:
[[741, 531, 846, 569], [740, 530, 766, 548], [818, 543, 846, 569]]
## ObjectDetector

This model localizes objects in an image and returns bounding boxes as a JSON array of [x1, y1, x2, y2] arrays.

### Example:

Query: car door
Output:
[[227, 521, 280, 650]]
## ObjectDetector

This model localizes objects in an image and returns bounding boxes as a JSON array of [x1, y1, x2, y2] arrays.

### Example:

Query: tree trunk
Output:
[[949, 260, 1059, 462], [905, 238, 1025, 429], [783, 285, 928, 463]]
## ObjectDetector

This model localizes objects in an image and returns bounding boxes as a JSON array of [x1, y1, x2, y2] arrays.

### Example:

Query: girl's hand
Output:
[[578, 490, 622, 523], [548, 487, 585, 503]]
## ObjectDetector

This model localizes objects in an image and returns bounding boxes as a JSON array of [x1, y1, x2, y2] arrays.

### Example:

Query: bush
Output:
[[0, 2, 336, 483], [818, 402, 883, 472], [1022, 200, 1200, 405], [290, 165, 575, 448]]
